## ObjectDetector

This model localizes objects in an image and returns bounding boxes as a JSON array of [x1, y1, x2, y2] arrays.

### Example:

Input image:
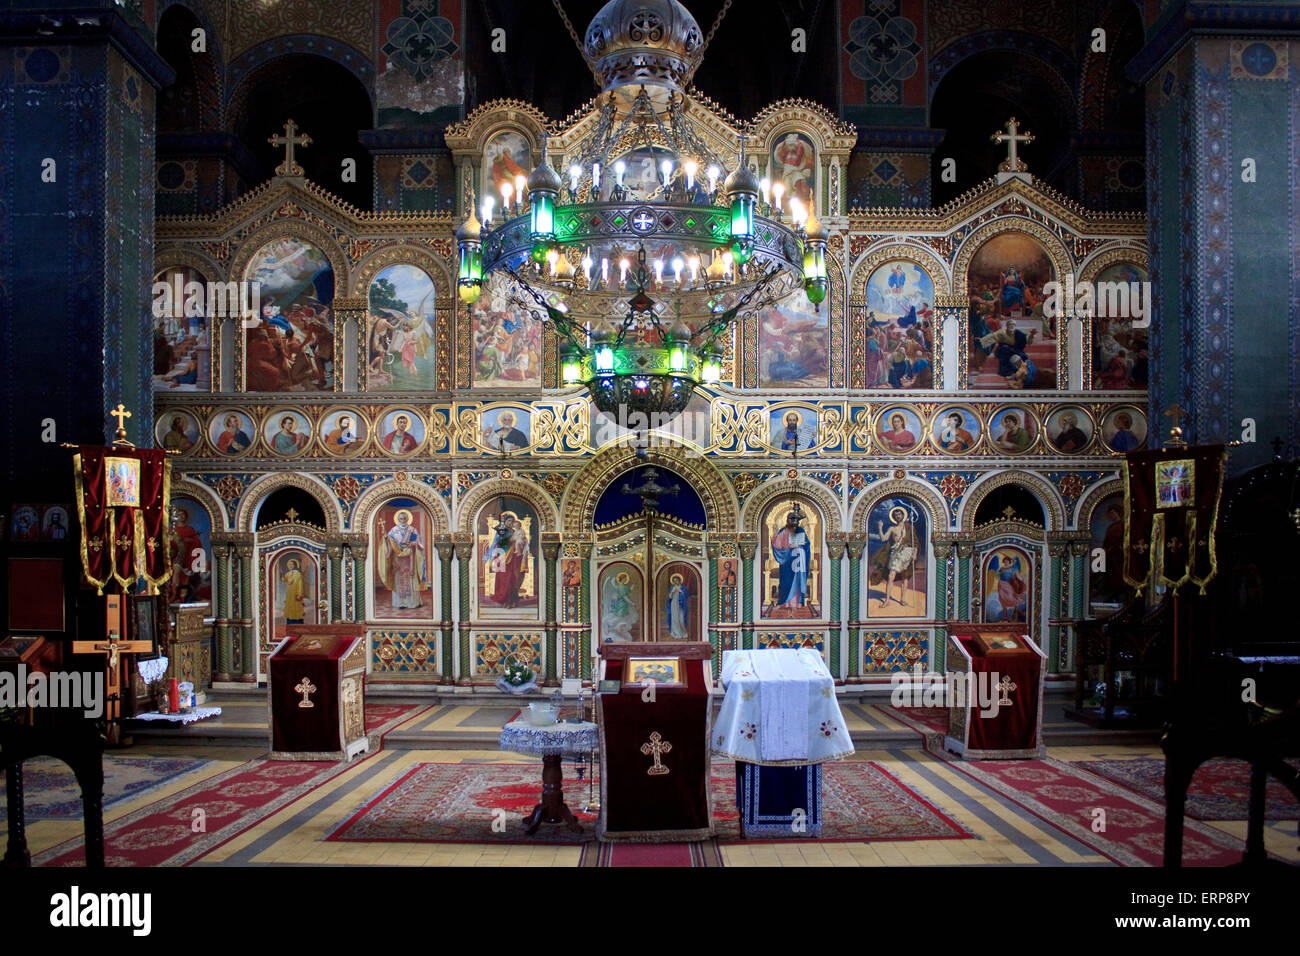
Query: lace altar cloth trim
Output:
[[499, 719, 598, 756], [131, 707, 222, 725]]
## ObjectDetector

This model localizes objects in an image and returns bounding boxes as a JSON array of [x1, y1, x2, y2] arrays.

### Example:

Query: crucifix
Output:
[[623, 466, 680, 640], [991, 117, 1034, 173], [640, 731, 673, 775], [71, 594, 154, 743], [269, 119, 311, 177]]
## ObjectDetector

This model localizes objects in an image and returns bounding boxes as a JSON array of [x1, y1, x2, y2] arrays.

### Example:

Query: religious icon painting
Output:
[[1089, 493, 1127, 607], [366, 264, 437, 390], [168, 496, 212, 604], [761, 499, 821, 620], [656, 562, 701, 642], [989, 405, 1039, 455], [624, 656, 684, 687], [209, 409, 256, 457], [768, 407, 818, 453], [1045, 406, 1095, 454], [471, 276, 542, 389], [598, 561, 643, 643], [318, 406, 370, 457], [41, 506, 70, 543], [967, 233, 1057, 389], [269, 548, 319, 643], [376, 407, 427, 457], [929, 405, 981, 455], [480, 406, 532, 453], [263, 408, 313, 457], [242, 237, 335, 392], [1100, 406, 1147, 453], [9, 505, 40, 543], [104, 457, 141, 507], [483, 129, 530, 205], [769, 130, 816, 205], [1091, 263, 1150, 390], [477, 498, 539, 619], [372, 499, 433, 621], [865, 496, 928, 619], [864, 260, 937, 389], [152, 265, 211, 392], [155, 410, 201, 454], [982, 547, 1032, 624], [874, 405, 923, 455], [1156, 459, 1196, 508], [610, 146, 675, 201], [758, 286, 830, 387]]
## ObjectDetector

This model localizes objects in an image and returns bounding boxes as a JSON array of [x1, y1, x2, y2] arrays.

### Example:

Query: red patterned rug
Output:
[[579, 841, 724, 866], [1075, 757, 1300, 821], [934, 751, 1247, 866], [0, 755, 212, 822], [888, 705, 950, 735], [34, 756, 363, 867], [327, 759, 970, 846], [364, 703, 426, 741]]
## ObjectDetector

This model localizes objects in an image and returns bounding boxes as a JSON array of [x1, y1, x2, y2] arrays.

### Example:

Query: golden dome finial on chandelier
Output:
[[584, 0, 705, 95]]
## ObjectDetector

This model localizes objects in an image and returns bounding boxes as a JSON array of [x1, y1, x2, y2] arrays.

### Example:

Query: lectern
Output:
[[268, 625, 367, 761], [595, 642, 713, 842], [944, 626, 1046, 759]]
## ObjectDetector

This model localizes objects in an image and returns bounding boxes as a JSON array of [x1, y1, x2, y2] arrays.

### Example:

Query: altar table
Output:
[[499, 719, 597, 835]]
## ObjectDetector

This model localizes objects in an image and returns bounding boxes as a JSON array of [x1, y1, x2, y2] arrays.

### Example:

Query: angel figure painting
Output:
[[373, 501, 432, 619], [477, 498, 539, 618], [599, 563, 642, 643], [367, 265, 437, 390], [983, 549, 1032, 624]]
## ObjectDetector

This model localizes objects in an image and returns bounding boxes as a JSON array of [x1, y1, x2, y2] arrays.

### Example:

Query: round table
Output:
[[499, 719, 598, 835]]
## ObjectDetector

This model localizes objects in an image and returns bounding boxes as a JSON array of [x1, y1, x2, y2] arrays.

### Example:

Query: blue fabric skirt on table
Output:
[[736, 762, 823, 837]]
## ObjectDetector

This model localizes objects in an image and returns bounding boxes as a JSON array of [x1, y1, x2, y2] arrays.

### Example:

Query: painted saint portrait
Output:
[[1092, 263, 1149, 390], [481, 407, 531, 453], [472, 276, 542, 389], [243, 237, 335, 391], [769, 408, 817, 452], [1089, 494, 1128, 607], [367, 264, 437, 390], [866, 497, 927, 619], [167, 497, 212, 604], [319, 408, 369, 456], [758, 286, 829, 387], [967, 233, 1057, 389], [10, 506, 39, 542], [982, 548, 1032, 624], [476, 498, 539, 618], [1100, 407, 1147, 453], [263, 410, 312, 456], [484, 130, 530, 204], [152, 266, 211, 392], [270, 549, 317, 643], [210, 410, 255, 456], [761, 502, 821, 619], [156, 411, 200, 454], [1045, 406, 1094, 454], [990, 407, 1038, 454], [864, 261, 936, 389], [656, 563, 700, 642], [41, 506, 70, 543], [599, 562, 642, 643], [875, 406, 923, 454], [372, 499, 432, 620], [105, 457, 140, 507], [931, 406, 981, 454], [377, 409, 426, 457], [770, 130, 816, 205]]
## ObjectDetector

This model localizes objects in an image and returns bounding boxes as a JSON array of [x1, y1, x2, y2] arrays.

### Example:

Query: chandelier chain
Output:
[[701, 0, 733, 56], [551, 0, 592, 66]]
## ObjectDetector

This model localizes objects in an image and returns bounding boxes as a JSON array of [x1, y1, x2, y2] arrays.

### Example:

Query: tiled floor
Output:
[[19, 705, 1298, 867]]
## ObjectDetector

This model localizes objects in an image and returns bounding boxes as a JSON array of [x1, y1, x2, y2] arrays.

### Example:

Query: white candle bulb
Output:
[[601, 258, 609, 284], [789, 196, 805, 226], [514, 173, 526, 200], [615, 159, 626, 185], [569, 164, 581, 190], [619, 258, 630, 283], [654, 259, 664, 284], [672, 257, 684, 284], [759, 178, 771, 204], [688, 256, 700, 281], [500, 181, 513, 210], [723, 251, 734, 276], [582, 254, 593, 282], [592, 163, 601, 189], [481, 195, 495, 225], [772, 181, 785, 209], [660, 159, 673, 186], [547, 248, 559, 276], [684, 160, 697, 189], [707, 165, 720, 193]]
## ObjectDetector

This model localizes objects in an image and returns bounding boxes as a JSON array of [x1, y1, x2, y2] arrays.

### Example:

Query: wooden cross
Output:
[[71, 595, 153, 729], [295, 677, 317, 709], [997, 674, 1017, 706], [991, 118, 1034, 172], [640, 731, 672, 776], [269, 119, 311, 177]]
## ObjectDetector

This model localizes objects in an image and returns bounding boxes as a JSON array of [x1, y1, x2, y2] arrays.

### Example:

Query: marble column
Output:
[[326, 537, 345, 622], [827, 534, 847, 678], [845, 537, 866, 678], [578, 542, 593, 680], [454, 532, 472, 683], [209, 536, 234, 680], [542, 538, 560, 684], [739, 534, 757, 651], [235, 539, 255, 681], [436, 537, 454, 683]]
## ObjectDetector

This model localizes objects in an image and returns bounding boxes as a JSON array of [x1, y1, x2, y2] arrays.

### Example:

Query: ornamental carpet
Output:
[[929, 747, 1250, 866], [0, 755, 212, 822], [1075, 757, 1300, 822], [325, 759, 971, 846]]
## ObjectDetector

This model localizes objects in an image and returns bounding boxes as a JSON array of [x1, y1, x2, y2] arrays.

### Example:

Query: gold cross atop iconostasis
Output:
[[270, 119, 311, 177], [991, 117, 1034, 173], [1164, 403, 1188, 447]]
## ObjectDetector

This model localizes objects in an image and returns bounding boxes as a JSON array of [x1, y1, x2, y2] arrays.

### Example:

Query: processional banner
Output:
[[73, 446, 172, 593]]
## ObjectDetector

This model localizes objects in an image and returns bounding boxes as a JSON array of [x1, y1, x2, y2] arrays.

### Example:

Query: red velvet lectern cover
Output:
[[945, 628, 1046, 759], [596, 642, 714, 842], [269, 626, 366, 758]]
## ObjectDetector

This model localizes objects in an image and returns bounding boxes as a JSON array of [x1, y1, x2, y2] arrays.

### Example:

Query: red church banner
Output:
[[1120, 444, 1226, 595], [73, 446, 172, 593]]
